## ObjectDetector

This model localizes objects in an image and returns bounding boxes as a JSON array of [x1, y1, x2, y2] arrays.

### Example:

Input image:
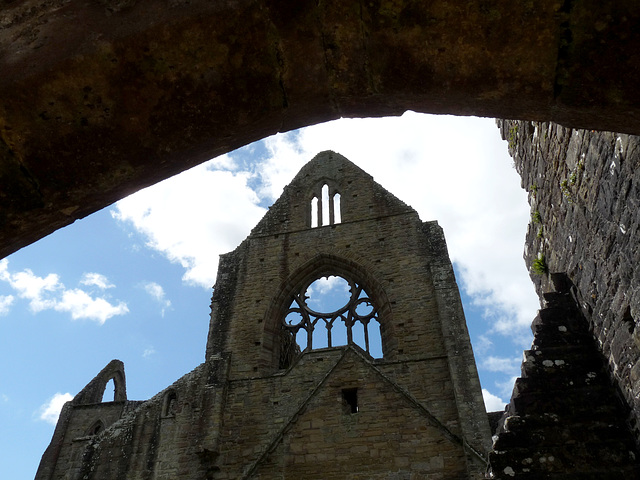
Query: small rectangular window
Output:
[[342, 388, 358, 414]]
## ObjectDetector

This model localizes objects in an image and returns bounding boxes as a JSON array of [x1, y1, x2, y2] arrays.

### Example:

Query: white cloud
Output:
[[144, 282, 167, 302], [1, 393, 8, 403], [55, 289, 129, 325], [496, 375, 520, 399], [80, 273, 114, 290], [9, 269, 60, 312], [144, 282, 171, 316], [308, 276, 349, 296], [143, 347, 156, 358], [481, 356, 522, 374], [0, 260, 128, 324], [208, 153, 238, 170], [482, 389, 506, 412], [474, 334, 493, 356], [112, 162, 267, 288], [37, 392, 74, 425], [0, 258, 9, 281], [0, 295, 14, 315]]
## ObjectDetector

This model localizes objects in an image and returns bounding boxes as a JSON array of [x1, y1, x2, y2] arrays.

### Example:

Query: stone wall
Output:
[[498, 119, 640, 434], [490, 274, 640, 479], [204, 151, 491, 477], [217, 348, 474, 479]]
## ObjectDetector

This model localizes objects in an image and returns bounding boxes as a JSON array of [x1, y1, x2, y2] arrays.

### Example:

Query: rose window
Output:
[[281, 275, 382, 361]]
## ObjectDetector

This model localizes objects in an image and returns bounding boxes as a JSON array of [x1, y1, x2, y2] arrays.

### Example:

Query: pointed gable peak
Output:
[[289, 150, 372, 185], [251, 151, 416, 236]]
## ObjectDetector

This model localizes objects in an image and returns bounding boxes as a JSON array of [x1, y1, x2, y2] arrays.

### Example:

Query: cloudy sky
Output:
[[0, 112, 539, 479]]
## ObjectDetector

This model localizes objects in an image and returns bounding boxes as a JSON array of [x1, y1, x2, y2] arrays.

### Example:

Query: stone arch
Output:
[[73, 359, 127, 405], [261, 254, 394, 371], [2, 1, 640, 259]]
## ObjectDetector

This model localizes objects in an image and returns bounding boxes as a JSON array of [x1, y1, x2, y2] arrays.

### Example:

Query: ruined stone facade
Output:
[[36, 151, 491, 479]]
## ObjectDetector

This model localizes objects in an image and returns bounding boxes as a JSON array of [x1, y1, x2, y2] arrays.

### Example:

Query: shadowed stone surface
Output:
[[489, 275, 640, 479], [486, 120, 640, 477], [2, 0, 640, 258], [499, 119, 640, 433]]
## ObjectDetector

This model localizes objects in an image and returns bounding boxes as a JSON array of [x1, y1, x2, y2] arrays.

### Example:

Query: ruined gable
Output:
[[37, 151, 491, 480]]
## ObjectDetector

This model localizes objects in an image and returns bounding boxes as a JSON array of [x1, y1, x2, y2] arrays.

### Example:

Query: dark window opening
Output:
[[88, 420, 104, 436], [163, 390, 178, 417], [623, 306, 635, 333], [342, 388, 358, 414]]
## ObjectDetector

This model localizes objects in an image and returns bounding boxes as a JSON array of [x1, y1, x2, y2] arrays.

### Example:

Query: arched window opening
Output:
[[333, 193, 341, 224], [310, 197, 319, 228], [321, 184, 330, 226], [87, 420, 104, 436], [310, 185, 341, 228], [331, 318, 348, 348], [100, 378, 116, 402], [281, 275, 382, 362], [163, 390, 178, 417]]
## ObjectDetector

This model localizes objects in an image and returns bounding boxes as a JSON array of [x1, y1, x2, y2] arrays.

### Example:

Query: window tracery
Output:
[[310, 183, 342, 227], [281, 275, 381, 361]]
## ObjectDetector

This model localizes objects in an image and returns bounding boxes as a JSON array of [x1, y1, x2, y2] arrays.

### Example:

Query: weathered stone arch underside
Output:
[[1, 0, 639, 258]]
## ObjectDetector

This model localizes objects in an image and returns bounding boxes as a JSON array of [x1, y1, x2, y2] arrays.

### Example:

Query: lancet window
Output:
[[310, 184, 341, 228], [101, 378, 116, 402], [281, 275, 382, 362]]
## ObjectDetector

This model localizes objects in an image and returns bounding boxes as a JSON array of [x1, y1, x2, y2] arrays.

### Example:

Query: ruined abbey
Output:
[[4, 1, 640, 478], [36, 152, 492, 479]]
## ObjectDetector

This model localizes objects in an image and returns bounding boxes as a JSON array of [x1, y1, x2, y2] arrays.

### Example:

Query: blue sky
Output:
[[0, 113, 538, 479]]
